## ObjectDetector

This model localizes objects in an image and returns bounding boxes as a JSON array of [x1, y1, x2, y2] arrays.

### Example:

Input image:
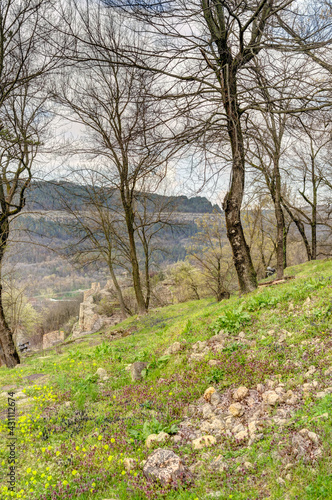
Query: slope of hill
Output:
[[24, 181, 222, 214], [1, 259, 332, 499]]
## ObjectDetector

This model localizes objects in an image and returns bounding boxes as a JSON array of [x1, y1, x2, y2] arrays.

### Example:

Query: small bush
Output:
[[212, 305, 251, 333]]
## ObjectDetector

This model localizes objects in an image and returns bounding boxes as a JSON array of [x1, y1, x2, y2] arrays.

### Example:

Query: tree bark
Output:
[[222, 68, 257, 293], [283, 218, 288, 269], [311, 158, 317, 260], [107, 255, 131, 319], [122, 195, 147, 314], [273, 158, 284, 279], [0, 222, 20, 367], [282, 201, 312, 261]]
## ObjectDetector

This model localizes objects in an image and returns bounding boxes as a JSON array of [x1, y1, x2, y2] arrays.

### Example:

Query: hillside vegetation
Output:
[[1, 260, 332, 500]]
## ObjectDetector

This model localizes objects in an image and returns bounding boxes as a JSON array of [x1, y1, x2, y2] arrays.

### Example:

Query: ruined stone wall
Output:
[[43, 330, 65, 350]]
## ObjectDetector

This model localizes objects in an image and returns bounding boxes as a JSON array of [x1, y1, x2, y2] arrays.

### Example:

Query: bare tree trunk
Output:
[[107, 256, 130, 319], [311, 161, 317, 260], [282, 201, 312, 261], [216, 258, 222, 302], [0, 227, 20, 367], [141, 236, 151, 311], [122, 198, 147, 315], [273, 158, 284, 279], [282, 211, 288, 269], [222, 70, 257, 293]]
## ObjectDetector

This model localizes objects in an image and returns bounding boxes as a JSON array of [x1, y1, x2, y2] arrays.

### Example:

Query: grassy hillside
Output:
[[1, 259, 332, 500]]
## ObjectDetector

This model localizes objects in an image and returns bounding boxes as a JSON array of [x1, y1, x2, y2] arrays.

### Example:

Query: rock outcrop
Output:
[[72, 282, 122, 338], [43, 330, 65, 350], [143, 448, 192, 486]]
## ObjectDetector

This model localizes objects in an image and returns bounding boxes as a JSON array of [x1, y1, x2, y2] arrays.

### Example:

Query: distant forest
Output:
[[24, 181, 222, 214]]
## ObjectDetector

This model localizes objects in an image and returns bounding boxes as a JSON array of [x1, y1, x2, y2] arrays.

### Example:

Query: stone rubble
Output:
[[143, 448, 193, 486]]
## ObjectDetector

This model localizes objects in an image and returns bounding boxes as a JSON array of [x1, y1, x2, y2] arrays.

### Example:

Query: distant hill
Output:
[[24, 181, 222, 214]]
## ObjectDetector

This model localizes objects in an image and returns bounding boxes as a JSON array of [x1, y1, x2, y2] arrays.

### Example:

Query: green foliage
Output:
[[246, 293, 279, 311], [94, 342, 114, 357], [305, 475, 332, 498], [222, 342, 242, 354], [206, 367, 224, 384], [73, 373, 99, 409], [183, 319, 192, 335], [148, 354, 170, 371], [212, 305, 251, 333], [128, 417, 178, 442]]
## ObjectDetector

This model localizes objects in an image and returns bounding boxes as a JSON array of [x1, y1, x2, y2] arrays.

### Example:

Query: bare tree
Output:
[[95, 0, 301, 293], [0, 84, 50, 367], [285, 114, 332, 260], [0, 0, 61, 367], [54, 11, 183, 314], [186, 214, 233, 301]]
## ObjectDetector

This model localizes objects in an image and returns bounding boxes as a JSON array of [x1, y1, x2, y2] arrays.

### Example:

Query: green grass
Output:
[[1, 259, 332, 499]]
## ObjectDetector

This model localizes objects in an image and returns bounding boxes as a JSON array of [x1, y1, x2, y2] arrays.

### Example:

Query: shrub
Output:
[[212, 305, 251, 333]]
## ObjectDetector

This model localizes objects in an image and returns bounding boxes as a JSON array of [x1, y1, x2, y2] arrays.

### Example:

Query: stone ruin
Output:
[[72, 281, 122, 338]]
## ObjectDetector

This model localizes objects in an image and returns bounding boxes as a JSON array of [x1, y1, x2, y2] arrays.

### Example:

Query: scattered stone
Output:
[[210, 456, 226, 472], [233, 386, 249, 401], [146, 432, 169, 448], [303, 297, 311, 307], [14, 392, 27, 400], [312, 413, 328, 421], [243, 461, 254, 470], [24, 373, 47, 382], [143, 448, 192, 486], [204, 387, 216, 402], [225, 416, 235, 429], [307, 431, 319, 445], [165, 342, 183, 355], [228, 403, 244, 417], [189, 461, 202, 473], [202, 403, 214, 419], [206, 491, 222, 498], [232, 423, 245, 434], [305, 366, 316, 377], [192, 435, 216, 450], [324, 367, 332, 376], [210, 392, 221, 406], [234, 430, 248, 441], [124, 364, 132, 372], [16, 397, 34, 409], [171, 435, 182, 444], [262, 390, 280, 406], [256, 383, 265, 393], [130, 362, 148, 381], [210, 418, 225, 432], [265, 379, 277, 389], [192, 341, 207, 352], [208, 360, 219, 367], [248, 421, 257, 437], [123, 458, 137, 471], [96, 368, 108, 380], [189, 353, 206, 363], [208, 333, 225, 344], [238, 332, 246, 339]]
